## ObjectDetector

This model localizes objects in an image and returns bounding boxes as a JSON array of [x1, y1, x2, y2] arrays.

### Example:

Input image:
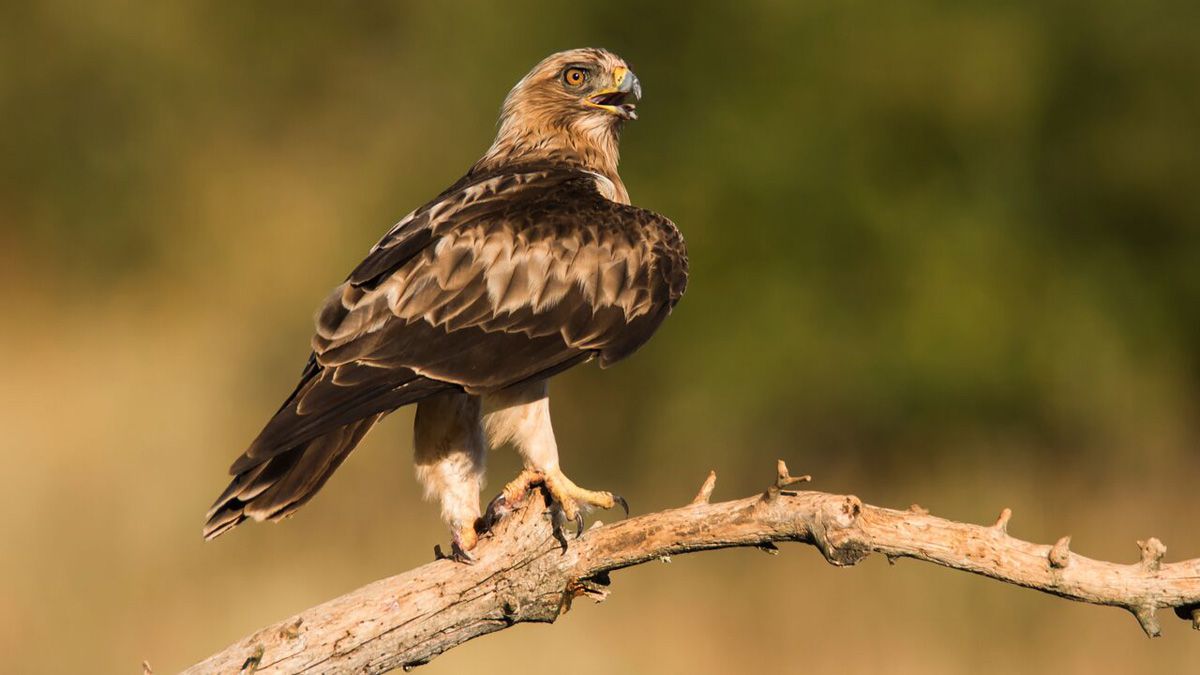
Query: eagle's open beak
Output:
[[585, 66, 641, 120]]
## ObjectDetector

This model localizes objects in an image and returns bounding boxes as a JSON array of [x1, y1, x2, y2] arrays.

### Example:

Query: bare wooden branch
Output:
[[182, 462, 1200, 674]]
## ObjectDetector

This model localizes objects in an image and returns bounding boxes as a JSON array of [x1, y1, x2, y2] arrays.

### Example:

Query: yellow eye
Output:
[[563, 67, 587, 87]]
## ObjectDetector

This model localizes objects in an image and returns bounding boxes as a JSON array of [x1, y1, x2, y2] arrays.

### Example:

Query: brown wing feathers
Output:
[[203, 169, 687, 538]]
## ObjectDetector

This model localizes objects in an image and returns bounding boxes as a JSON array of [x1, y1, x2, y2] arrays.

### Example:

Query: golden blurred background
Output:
[[3, 2, 1199, 673]]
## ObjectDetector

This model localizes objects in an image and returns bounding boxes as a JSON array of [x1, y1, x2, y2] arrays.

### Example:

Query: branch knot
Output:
[[1048, 536, 1072, 569], [809, 495, 868, 566]]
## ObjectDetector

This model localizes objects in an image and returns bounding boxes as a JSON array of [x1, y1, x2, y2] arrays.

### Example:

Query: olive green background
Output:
[[2, 2, 1199, 673]]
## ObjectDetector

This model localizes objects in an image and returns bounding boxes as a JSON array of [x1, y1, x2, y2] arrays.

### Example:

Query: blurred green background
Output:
[[2, 2, 1199, 673]]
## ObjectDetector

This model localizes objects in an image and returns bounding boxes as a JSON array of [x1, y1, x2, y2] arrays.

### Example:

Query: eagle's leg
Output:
[[414, 392, 486, 562], [481, 381, 626, 535]]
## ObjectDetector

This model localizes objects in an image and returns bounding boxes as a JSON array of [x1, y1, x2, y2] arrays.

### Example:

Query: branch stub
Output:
[[1133, 605, 1162, 638], [1048, 536, 1072, 569], [691, 470, 717, 505], [991, 508, 1012, 535], [1139, 538, 1166, 572]]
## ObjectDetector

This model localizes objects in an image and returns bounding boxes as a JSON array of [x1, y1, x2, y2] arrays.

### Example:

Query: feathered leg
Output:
[[413, 392, 486, 561], [481, 380, 626, 539]]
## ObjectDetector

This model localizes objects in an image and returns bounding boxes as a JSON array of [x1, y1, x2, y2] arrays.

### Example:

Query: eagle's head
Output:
[[504, 48, 641, 124], [478, 48, 641, 180]]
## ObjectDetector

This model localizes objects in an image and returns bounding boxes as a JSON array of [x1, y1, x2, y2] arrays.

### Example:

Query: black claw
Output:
[[613, 494, 629, 517], [573, 511, 585, 539], [548, 504, 570, 552], [435, 541, 475, 564], [450, 539, 476, 565], [552, 528, 569, 552], [479, 493, 508, 534]]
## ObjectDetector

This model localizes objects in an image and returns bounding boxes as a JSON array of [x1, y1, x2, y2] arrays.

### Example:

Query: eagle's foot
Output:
[[451, 524, 479, 564], [542, 470, 628, 523], [478, 468, 628, 543], [542, 472, 628, 548], [435, 524, 479, 564], [478, 468, 543, 534]]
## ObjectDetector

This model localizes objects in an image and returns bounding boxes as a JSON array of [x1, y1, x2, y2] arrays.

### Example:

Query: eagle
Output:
[[203, 48, 688, 560]]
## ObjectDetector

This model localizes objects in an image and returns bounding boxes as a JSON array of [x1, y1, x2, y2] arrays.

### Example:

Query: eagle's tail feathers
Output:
[[202, 413, 383, 540]]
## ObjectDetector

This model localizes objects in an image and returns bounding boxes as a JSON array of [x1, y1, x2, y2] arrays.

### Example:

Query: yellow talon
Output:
[[542, 471, 615, 519], [500, 468, 544, 505]]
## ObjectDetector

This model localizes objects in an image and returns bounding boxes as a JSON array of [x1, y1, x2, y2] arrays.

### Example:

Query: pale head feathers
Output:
[[476, 48, 637, 183]]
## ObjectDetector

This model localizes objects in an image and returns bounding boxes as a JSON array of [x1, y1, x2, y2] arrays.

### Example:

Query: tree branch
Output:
[[181, 461, 1200, 674]]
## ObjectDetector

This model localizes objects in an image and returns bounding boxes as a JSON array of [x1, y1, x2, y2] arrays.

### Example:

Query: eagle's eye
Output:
[[562, 67, 588, 88]]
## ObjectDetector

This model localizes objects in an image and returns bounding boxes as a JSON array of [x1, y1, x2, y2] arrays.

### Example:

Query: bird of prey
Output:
[[203, 48, 688, 560]]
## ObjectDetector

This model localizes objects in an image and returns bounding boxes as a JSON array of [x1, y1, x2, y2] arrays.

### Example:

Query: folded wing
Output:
[[206, 167, 687, 536]]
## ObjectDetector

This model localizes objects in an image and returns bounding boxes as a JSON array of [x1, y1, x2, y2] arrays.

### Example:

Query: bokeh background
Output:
[[3, 2, 1199, 673]]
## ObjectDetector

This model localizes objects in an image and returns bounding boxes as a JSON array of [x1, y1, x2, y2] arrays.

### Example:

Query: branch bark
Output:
[[182, 461, 1200, 674]]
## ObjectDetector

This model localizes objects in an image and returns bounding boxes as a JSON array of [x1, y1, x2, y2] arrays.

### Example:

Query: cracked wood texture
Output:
[[182, 463, 1200, 674]]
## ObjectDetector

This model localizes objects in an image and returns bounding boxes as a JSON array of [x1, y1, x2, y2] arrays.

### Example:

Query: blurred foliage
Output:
[[1, 2, 1199, 673]]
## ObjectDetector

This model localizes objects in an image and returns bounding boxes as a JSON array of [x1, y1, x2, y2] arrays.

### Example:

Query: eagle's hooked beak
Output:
[[585, 66, 641, 120]]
